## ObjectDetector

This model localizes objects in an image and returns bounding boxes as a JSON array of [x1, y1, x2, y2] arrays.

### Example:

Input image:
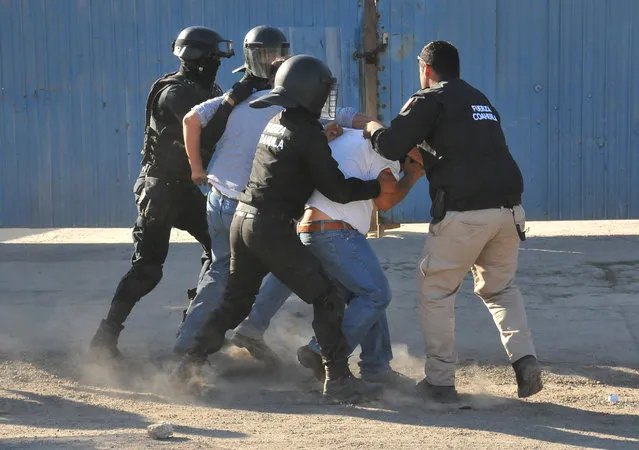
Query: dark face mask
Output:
[[180, 57, 221, 91]]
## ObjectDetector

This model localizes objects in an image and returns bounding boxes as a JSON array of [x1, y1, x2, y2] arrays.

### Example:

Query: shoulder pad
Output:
[[144, 72, 183, 128], [400, 97, 417, 114]]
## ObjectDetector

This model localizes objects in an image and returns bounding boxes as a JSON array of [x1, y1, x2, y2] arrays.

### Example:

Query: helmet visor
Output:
[[173, 38, 234, 60], [245, 45, 291, 79], [215, 40, 234, 58], [320, 80, 338, 121]]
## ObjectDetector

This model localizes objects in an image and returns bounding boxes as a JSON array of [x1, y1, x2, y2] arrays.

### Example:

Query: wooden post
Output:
[[363, 0, 382, 239], [363, 0, 379, 120]]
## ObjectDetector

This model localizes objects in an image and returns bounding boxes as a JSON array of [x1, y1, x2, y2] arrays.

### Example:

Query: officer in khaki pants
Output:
[[364, 40, 542, 403]]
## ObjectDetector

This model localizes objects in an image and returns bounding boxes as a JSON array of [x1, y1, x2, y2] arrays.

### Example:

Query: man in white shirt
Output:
[[231, 126, 424, 387]]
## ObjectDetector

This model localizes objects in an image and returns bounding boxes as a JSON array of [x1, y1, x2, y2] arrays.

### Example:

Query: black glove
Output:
[[227, 73, 270, 105], [242, 73, 271, 92]]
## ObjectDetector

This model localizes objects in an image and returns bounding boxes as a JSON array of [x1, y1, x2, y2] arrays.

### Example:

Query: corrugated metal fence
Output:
[[378, 0, 639, 222], [1, 0, 638, 226], [0, 0, 363, 226]]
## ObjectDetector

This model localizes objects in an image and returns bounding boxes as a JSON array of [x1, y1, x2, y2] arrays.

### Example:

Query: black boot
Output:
[[323, 360, 383, 403], [89, 319, 124, 360], [513, 355, 543, 398]]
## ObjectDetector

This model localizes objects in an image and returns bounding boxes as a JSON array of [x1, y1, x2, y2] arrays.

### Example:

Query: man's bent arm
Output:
[[182, 96, 225, 180], [374, 161, 423, 211], [183, 111, 206, 177]]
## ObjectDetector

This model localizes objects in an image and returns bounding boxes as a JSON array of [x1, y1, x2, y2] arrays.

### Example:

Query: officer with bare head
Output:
[[363, 40, 542, 403]]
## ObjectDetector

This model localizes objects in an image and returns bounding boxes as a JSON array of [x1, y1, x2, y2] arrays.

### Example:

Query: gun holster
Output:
[[430, 189, 446, 224]]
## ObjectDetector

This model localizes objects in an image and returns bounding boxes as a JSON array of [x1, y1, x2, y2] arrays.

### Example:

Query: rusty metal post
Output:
[[363, 0, 382, 238]]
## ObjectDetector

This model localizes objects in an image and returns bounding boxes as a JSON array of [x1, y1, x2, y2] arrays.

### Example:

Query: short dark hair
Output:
[[419, 41, 460, 80]]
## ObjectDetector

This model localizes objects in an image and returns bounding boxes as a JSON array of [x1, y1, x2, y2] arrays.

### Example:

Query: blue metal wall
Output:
[[2, 0, 638, 226], [0, 0, 363, 226], [377, 0, 639, 222]]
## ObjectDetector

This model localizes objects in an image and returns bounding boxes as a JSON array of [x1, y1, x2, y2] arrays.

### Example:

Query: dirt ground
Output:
[[1, 221, 638, 449]]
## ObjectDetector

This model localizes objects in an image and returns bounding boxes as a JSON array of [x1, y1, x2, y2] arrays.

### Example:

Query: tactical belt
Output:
[[234, 202, 292, 222], [142, 163, 192, 184], [296, 220, 354, 233]]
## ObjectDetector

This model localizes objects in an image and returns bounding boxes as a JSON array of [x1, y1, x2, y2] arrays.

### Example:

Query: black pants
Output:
[[105, 170, 212, 327], [192, 205, 350, 367]]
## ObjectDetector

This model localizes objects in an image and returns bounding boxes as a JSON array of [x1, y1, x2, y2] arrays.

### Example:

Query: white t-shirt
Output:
[[306, 128, 400, 234], [203, 90, 283, 199], [192, 94, 361, 200]]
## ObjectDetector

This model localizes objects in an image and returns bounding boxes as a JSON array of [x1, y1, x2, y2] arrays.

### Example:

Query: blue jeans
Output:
[[236, 228, 394, 376], [173, 189, 289, 354]]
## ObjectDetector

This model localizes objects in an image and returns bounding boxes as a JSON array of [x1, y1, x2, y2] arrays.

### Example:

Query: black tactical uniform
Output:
[[370, 78, 524, 222], [90, 26, 260, 359], [175, 55, 384, 402]]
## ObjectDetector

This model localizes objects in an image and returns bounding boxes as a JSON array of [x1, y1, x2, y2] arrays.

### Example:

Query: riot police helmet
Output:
[[232, 26, 290, 78], [249, 55, 337, 119], [172, 26, 234, 61]]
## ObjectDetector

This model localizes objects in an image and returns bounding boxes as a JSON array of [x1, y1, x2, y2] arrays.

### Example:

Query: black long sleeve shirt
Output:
[[240, 108, 381, 219], [370, 78, 523, 211]]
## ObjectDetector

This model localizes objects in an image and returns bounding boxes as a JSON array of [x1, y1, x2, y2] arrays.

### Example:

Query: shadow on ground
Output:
[[6, 349, 638, 449], [0, 387, 247, 440]]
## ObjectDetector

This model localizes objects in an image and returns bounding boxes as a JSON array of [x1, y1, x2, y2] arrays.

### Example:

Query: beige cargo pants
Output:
[[417, 205, 536, 386]]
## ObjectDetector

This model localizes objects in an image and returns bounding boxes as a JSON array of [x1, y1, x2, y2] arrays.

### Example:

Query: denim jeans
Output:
[[236, 228, 394, 376], [173, 188, 289, 354]]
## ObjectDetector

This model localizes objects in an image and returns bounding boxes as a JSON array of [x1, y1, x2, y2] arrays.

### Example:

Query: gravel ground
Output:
[[1, 222, 638, 449]]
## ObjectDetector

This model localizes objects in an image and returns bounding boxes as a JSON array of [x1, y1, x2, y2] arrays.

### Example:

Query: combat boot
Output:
[[513, 355, 543, 398], [323, 372, 384, 403], [323, 360, 383, 403], [89, 319, 124, 360]]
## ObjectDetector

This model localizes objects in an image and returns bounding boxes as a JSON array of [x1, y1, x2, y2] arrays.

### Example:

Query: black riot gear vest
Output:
[[141, 72, 223, 180]]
